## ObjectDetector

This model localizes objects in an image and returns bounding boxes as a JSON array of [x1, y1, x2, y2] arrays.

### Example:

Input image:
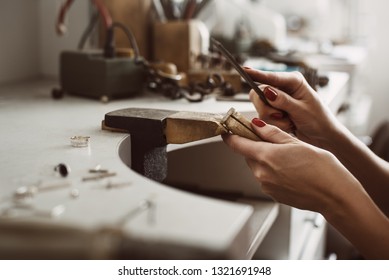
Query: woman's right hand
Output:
[[245, 68, 342, 148]]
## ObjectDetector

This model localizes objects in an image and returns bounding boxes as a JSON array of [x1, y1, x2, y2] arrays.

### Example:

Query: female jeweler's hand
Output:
[[222, 118, 361, 213], [222, 118, 389, 260], [244, 68, 343, 149]]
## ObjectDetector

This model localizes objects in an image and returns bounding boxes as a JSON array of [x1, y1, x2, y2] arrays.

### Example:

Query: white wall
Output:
[[363, 0, 389, 134], [0, 0, 39, 84], [38, 0, 89, 78], [0, 0, 89, 85]]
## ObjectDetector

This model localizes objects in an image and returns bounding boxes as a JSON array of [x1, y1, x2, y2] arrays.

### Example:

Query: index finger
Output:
[[244, 68, 304, 95], [222, 133, 270, 161]]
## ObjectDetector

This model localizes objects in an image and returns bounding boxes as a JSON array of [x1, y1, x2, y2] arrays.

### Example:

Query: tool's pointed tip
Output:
[[210, 37, 219, 45]]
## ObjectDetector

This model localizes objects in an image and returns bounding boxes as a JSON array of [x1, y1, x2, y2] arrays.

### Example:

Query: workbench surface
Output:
[[0, 72, 348, 259]]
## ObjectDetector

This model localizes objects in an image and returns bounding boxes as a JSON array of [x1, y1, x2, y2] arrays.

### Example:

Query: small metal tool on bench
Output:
[[103, 107, 260, 182]]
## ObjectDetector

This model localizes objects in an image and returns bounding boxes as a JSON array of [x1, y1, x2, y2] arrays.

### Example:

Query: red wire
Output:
[[56, 0, 75, 35], [91, 0, 113, 29], [56, 0, 113, 35]]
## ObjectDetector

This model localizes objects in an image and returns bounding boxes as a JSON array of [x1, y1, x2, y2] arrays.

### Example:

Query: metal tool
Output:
[[13, 182, 71, 201], [183, 0, 197, 19], [0, 204, 65, 219], [116, 199, 155, 227], [82, 172, 117, 182], [152, 0, 167, 22], [193, 0, 212, 18], [157, 0, 210, 20], [211, 38, 271, 106]]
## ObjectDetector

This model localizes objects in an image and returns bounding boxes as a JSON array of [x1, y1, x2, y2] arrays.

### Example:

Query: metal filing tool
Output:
[[211, 38, 271, 106]]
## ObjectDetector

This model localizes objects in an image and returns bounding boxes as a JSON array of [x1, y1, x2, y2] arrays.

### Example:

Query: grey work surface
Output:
[[0, 73, 348, 259]]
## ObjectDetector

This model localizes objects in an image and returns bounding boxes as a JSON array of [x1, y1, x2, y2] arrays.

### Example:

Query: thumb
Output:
[[251, 118, 296, 144]]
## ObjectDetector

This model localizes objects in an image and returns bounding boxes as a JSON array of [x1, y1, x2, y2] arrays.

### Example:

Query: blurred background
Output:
[[0, 0, 387, 135], [1, 0, 388, 260]]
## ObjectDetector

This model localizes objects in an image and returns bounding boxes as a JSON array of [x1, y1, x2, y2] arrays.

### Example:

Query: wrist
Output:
[[321, 181, 389, 259], [318, 116, 350, 152]]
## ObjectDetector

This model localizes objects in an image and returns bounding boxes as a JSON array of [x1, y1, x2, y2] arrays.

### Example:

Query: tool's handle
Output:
[[221, 108, 261, 141]]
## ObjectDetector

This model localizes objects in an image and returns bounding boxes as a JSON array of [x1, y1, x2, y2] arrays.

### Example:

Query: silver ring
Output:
[[70, 136, 90, 147]]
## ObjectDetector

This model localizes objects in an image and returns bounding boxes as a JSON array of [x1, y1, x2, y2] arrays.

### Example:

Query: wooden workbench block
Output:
[[153, 20, 208, 72], [102, 0, 152, 59]]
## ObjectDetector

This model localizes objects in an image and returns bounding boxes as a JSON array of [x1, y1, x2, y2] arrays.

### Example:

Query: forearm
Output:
[[323, 183, 389, 259], [323, 123, 389, 215]]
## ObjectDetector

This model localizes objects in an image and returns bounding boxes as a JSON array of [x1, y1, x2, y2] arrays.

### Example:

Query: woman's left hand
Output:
[[222, 119, 363, 213]]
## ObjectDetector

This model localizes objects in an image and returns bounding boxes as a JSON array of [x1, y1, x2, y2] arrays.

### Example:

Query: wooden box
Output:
[[102, 0, 152, 59], [153, 20, 208, 72]]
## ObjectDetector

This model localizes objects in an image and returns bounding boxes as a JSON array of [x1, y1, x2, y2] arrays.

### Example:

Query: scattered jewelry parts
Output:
[[1, 163, 128, 221], [82, 172, 117, 182], [117, 199, 155, 227], [54, 163, 71, 177], [89, 164, 109, 174], [85, 165, 118, 181], [70, 136, 90, 147], [69, 188, 80, 199], [0, 204, 65, 219], [105, 180, 132, 189], [13, 182, 71, 201]]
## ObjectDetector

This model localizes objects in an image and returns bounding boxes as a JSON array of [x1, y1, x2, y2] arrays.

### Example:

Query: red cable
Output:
[[56, 0, 113, 36], [56, 0, 75, 35], [91, 0, 113, 29]]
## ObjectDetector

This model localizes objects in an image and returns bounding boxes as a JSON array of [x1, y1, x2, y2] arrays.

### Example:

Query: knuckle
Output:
[[252, 168, 263, 180], [259, 154, 271, 168], [291, 71, 305, 81], [265, 126, 281, 139], [290, 71, 306, 92], [229, 140, 240, 154], [252, 169, 272, 185], [258, 108, 273, 120], [223, 135, 238, 153], [277, 92, 291, 108], [260, 184, 272, 196], [259, 183, 278, 200]]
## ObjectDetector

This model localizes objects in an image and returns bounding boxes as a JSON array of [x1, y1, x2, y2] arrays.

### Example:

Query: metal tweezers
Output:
[[211, 38, 270, 106]]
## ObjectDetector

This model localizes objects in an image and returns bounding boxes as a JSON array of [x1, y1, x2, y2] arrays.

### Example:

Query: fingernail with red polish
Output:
[[270, 112, 284, 120], [264, 87, 277, 102], [252, 118, 266, 127]]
